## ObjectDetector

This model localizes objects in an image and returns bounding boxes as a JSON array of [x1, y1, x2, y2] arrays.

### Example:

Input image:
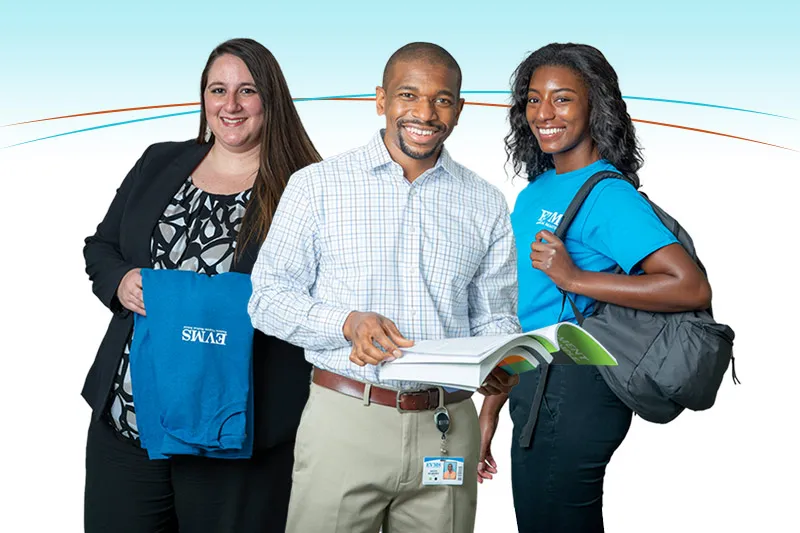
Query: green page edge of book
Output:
[[556, 325, 618, 366], [497, 335, 557, 375], [527, 335, 557, 353]]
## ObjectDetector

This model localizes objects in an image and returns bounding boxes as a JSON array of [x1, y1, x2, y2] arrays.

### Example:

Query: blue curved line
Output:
[[622, 96, 792, 119], [3, 91, 795, 149], [2, 110, 200, 149], [460, 91, 792, 119], [294, 93, 376, 101]]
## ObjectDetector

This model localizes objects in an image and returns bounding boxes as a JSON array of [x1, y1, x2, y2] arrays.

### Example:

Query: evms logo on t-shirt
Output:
[[537, 209, 564, 230], [182, 326, 228, 346]]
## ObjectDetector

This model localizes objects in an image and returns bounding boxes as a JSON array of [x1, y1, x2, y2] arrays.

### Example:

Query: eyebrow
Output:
[[207, 81, 256, 88], [396, 85, 456, 99], [527, 87, 579, 95]]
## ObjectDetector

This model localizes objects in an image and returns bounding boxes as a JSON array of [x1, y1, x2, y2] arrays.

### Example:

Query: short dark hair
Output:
[[505, 43, 643, 186], [382, 42, 462, 94]]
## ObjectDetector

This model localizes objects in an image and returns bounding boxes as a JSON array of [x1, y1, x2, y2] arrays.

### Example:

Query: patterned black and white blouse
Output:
[[107, 176, 252, 442]]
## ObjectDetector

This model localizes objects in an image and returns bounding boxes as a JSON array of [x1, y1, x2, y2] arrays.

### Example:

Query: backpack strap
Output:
[[553, 170, 633, 325], [518, 363, 550, 448], [520, 170, 634, 448], [553, 170, 632, 241]]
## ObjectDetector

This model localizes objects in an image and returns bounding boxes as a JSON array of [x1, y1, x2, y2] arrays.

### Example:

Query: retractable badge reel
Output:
[[422, 388, 464, 486], [433, 390, 450, 455]]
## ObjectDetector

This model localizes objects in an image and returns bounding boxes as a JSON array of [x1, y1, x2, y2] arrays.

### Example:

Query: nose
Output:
[[411, 98, 437, 123], [223, 90, 241, 113], [536, 99, 555, 123]]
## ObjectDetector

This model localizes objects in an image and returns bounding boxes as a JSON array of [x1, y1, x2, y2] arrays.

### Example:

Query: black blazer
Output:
[[82, 139, 312, 451]]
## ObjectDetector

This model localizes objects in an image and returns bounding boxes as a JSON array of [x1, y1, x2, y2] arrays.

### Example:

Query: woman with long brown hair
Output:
[[82, 38, 320, 532]]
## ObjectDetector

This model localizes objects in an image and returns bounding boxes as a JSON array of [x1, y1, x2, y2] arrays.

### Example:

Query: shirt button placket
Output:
[[408, 186, 421, 329]]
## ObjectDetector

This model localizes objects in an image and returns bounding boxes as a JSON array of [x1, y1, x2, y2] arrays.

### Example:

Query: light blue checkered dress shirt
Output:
[[249, 130, 520, 390]]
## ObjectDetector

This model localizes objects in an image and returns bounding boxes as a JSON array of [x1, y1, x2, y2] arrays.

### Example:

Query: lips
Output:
[[536, 126, 566, 140], [220, 117, 246, 127], [401, 123, 442, 144]]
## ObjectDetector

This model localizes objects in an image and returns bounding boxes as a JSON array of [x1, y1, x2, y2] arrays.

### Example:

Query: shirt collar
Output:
[[364, 129, 460, 180]]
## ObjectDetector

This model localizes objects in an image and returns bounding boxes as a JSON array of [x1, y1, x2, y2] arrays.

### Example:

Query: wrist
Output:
[[479, 393, 507, 419], [563, 268, 585, 293], [342, 311, 358, 341]]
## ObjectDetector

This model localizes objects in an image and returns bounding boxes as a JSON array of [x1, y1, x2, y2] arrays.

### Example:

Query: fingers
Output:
[[119, 291, 146, 316], [535, 229, 561, 244], [530, 241, 556, 252], [530, 242, 556, 271], [490, 368, 520, 392], [130, 301, 146, 316], [384, 320, 414, 347], [349, 338, 394, 367], [480, 370, 519, 395], [361, 341, 394, 364], [478, 375, 505, 396], [491, 367, 519, 388], [477, 452, 497, 482], [485, 454, 497, 469], [116, 268, 146, 315], [347, 314, 413, 366], [372, 330, 401, 358]]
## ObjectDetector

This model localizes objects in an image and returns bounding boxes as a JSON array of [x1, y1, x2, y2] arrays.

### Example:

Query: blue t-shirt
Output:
[[511, 159, 678, 332], [130, 269, 255, 460]]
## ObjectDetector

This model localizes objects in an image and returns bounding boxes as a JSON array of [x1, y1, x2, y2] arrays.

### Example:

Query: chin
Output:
[[535, 140, 564, 155], [219, 135, 256, 148], [398, 134, 442, 160]]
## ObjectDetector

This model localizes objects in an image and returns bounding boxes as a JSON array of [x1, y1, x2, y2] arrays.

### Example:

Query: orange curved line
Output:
[[631, 118, 797, 152], [459, 102, 797, 152], [315, 97, 375, 102], [4, 102, 202, 127], [4, 98, 796, 153], [464, 101, 512, 108]]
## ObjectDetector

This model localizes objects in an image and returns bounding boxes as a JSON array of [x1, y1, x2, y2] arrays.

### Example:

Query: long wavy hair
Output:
[[505, 43, 643, 186], [196, 38, 321, 253]]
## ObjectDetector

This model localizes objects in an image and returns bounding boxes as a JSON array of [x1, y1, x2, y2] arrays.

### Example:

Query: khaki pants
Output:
[[286, 383, 480, 533]]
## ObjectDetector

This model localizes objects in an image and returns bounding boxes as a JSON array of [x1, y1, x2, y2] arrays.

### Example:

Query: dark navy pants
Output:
[[84, 416, 295, 533], [509, 365, 632, 533]]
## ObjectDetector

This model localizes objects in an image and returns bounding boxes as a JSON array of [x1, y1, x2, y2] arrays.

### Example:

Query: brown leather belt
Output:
[[312, 368, 473, 411]]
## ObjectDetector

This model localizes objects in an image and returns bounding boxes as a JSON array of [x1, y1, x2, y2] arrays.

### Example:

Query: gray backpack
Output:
[[519, 171, 737, 446]]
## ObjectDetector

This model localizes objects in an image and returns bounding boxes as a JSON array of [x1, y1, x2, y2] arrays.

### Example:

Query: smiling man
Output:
[[248, 42, 521, 533]]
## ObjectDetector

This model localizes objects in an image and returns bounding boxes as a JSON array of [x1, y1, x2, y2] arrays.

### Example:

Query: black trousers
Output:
[[84, 417, 295, 533], [508, 365, 633, 533]]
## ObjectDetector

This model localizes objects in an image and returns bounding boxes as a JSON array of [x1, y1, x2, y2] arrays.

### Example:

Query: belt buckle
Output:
[[396, 390, 412, 414]]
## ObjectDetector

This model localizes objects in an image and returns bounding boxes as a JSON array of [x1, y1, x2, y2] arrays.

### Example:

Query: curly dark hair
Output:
[[505, 43, 643, 186]]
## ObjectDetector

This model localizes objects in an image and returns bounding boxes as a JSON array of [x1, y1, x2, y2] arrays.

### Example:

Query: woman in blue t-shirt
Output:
[[477, 43, 713, 532]]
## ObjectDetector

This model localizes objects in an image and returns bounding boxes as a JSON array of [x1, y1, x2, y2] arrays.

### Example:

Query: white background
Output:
[[0, 91, 798, 532]]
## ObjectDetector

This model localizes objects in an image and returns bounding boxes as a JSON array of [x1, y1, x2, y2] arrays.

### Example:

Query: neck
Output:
[[209, 141, 261, 174], [382, 133, 439, 182], [553, 142, 601, 174]]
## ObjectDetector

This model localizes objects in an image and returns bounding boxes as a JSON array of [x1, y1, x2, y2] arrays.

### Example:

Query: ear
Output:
[[376, 86, 386, 116], [453, 97, 465, 126]]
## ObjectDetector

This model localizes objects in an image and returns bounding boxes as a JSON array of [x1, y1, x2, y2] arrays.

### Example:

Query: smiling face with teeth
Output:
[[203, 54, 265, 153], [526, 65, 599, 173], [376, 59, 464, 179]]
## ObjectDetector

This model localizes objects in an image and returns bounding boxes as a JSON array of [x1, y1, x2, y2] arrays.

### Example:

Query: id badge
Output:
[[422, 456, 464, 486]]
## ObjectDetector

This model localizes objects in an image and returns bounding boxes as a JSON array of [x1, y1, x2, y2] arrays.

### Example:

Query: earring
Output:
[[204, 125, 212, 142]]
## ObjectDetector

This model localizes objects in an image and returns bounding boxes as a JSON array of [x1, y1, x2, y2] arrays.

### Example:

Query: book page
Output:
[[402, 333, 522, 358]]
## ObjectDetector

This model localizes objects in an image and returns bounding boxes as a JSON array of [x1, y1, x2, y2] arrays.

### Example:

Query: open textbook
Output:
[[379, 322, 617, 391]]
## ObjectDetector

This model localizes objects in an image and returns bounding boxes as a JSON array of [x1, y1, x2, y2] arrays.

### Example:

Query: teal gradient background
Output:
[[2, 0, 799, 124]]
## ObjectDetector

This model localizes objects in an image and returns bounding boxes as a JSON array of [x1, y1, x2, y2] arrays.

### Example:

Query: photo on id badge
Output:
[[423, 457, 464, 485]]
